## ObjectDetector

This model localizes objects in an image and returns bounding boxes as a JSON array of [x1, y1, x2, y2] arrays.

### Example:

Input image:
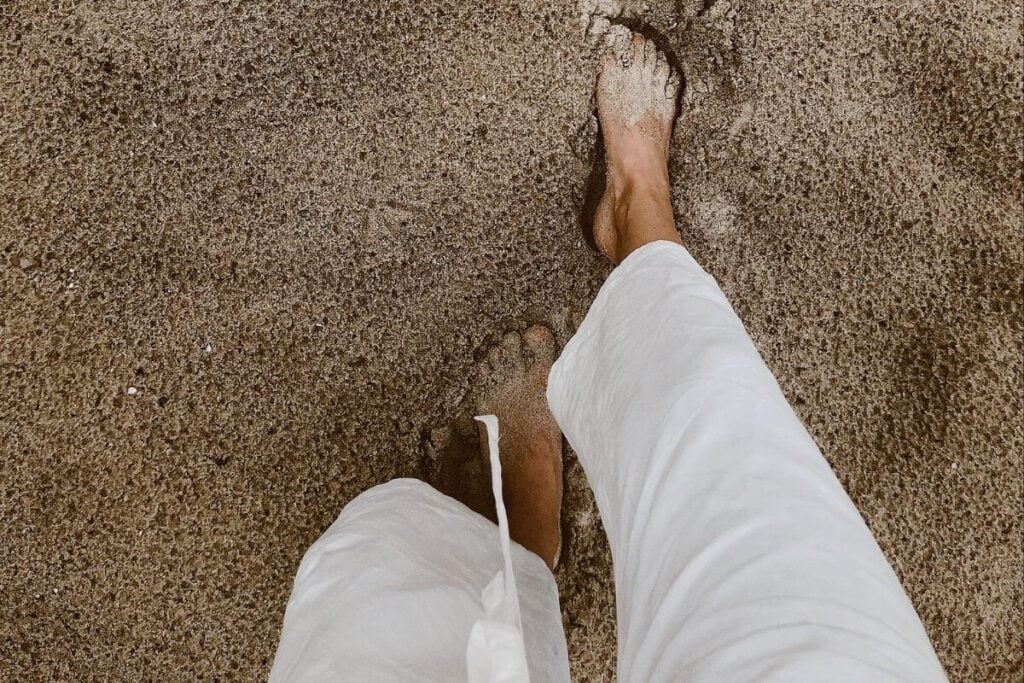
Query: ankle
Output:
[[609, 176, 678, 262], [612, 171, 670, 205], [608, 141, 670, 194]]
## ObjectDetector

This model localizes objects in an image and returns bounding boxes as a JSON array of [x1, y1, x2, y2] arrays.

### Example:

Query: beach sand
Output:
[[1, 0, 1021, 679]]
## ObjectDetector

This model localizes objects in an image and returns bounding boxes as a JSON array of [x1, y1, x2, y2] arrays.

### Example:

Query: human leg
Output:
[[546, 28, 946, 682], [271, 327, 570, 681], [270, 479, 569, 682]]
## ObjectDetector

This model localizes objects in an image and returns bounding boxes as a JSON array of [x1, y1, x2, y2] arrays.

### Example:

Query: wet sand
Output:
[[1, 0, 1021, 679]]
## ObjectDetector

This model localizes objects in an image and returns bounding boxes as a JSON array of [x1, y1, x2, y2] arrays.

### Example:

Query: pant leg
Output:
[[270, 478, 570, 682], [547, 241, 946, 682]]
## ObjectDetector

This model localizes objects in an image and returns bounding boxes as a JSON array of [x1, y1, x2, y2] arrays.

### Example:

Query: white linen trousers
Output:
[[270, 241, 946, 682]]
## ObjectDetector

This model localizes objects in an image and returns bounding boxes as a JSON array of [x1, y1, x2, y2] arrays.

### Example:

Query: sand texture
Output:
[[1, 0, 1021, 679]]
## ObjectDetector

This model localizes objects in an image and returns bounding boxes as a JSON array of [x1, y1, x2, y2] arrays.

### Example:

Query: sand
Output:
[[1, 0, 1021, 679]]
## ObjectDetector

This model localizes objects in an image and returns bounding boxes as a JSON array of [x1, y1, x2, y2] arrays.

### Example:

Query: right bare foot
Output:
[[594, 28, 682, 263]]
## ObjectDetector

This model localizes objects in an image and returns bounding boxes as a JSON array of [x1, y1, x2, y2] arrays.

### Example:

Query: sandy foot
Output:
[[475, 326, 563, 569], [594, 27, 681, 260]]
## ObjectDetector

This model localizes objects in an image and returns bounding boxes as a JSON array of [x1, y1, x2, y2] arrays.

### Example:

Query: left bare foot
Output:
[[475, 326, 563, 570]]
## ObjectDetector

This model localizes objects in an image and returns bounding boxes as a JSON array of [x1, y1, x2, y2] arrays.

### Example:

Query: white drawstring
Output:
[[465, 415, 531, 682]]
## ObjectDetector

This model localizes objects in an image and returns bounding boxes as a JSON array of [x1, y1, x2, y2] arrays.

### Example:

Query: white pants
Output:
[[270, 242, 946, 682]]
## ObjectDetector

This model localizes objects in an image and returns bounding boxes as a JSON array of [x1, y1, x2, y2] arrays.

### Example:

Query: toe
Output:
[[665, 70, 681, 99], [630, 33, 645, 67], [523, 325, 557, 367], [643, 38, 657, 71], [654, 53, 670, 82], [501, 331, 525, 371]]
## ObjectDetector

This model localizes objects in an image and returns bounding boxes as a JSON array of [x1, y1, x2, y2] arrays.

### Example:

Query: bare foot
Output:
[[476, 326, 563, 570], [594, 28, 682, 263]]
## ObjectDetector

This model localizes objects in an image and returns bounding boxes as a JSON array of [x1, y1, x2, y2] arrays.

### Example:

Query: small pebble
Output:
[[203, 343, 213, 353], [127, 386, 138, 395]]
